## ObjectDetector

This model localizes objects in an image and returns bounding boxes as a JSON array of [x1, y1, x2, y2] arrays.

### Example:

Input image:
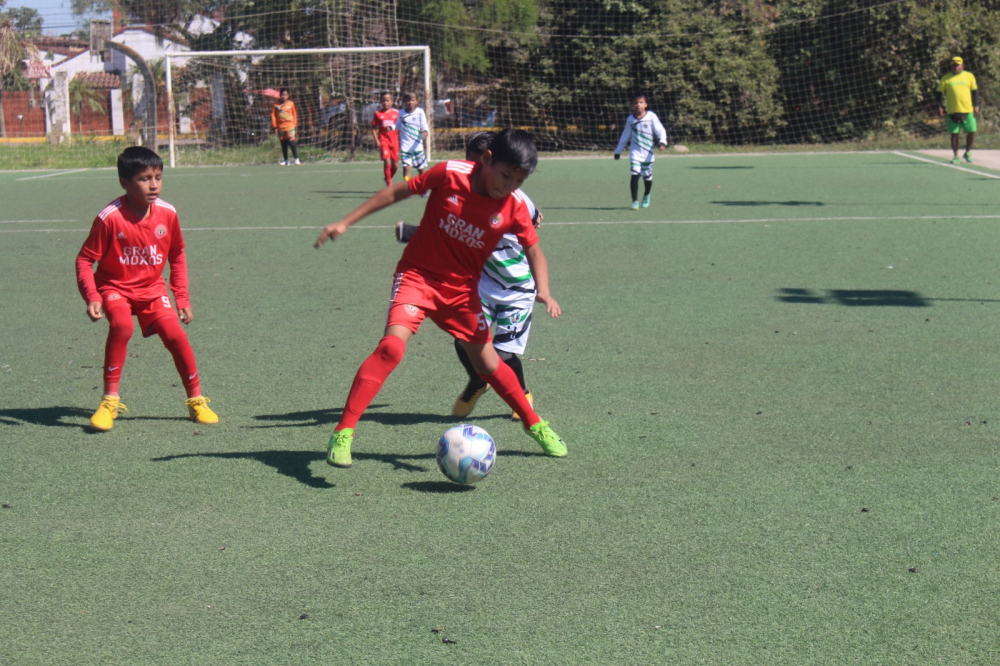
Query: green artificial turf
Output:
[[1, 152, 999, 664]]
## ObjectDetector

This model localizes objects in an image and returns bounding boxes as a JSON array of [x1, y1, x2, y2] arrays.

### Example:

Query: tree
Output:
[[0, 17, 39, 137], [68, 77, 107, 134]]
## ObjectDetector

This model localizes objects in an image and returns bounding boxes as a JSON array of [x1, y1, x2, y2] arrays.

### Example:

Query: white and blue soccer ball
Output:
[[436, 424, 496, 484]]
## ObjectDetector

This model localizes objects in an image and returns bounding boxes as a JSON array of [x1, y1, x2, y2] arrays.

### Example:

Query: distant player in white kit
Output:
[[614, 93, 668, 210], [399, 91, 430, 182]]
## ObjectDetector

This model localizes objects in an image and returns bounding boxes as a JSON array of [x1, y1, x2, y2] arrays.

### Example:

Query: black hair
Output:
[[380, 91, 393, 99], [632, 92, 648, 104], [487, 129, 537, 174], [280, 87, 290, 95], [465, 131, 497, 160], [402, 91, 417, 103], [117, 146, 163, 180]]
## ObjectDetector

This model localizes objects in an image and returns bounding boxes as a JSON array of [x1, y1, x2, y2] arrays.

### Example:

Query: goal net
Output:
[[164, 46, 430, 166]]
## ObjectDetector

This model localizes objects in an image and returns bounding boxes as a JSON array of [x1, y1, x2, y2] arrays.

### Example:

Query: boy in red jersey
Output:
[[315, 129, 567, 467], [76, 146, 218, 431], [371, 91, 400, 187]]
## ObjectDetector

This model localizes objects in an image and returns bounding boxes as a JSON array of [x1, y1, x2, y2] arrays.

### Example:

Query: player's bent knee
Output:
[[375, 335, 407, 365]]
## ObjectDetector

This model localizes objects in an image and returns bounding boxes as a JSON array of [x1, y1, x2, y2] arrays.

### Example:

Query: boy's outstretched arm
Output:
[[524, 243, 561, 318], [315, 181, 411, 248]]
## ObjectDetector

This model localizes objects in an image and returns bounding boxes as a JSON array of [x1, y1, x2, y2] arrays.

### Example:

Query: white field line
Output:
[[15, 168, 90, 181], [0, 219, 78, 224], [892, 150, 1000, 179], [7, 215, 1000, 234]]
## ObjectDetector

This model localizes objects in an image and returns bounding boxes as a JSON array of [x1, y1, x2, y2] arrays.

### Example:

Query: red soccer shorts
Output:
[[385, 271, 490, 343], [379, 136, 399, 162], [102, 291, 178, 337]]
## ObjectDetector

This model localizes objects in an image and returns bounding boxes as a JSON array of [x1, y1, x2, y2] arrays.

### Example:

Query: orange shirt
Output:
[[271, 100, 297, 132]]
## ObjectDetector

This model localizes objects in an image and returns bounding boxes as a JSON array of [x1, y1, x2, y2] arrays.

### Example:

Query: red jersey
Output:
[[372, 108, 400, 146], [75, 196, 190, 308], [400, 160, 539, 289]]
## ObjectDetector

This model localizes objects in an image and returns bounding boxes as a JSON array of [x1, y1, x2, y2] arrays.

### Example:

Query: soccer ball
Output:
[[436, 424, 496, 485]]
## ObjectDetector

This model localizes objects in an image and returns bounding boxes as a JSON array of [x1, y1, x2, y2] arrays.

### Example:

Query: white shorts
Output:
[[630, 159, 654, 179], [481, 294, 534, 356], [401, 150, 427, 170]]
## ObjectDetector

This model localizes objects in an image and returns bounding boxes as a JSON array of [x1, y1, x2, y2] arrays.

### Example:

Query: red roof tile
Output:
[[73, 71, 121, 88]]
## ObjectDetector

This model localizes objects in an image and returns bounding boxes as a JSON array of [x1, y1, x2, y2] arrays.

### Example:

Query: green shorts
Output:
[[946, 113, 976, 134]]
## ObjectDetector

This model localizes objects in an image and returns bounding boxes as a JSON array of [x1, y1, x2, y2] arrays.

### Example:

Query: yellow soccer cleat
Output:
[[511, 391, 534, 421], [90, 395, 127, 431], [452, 382, 490, 418], [186, 396, 219, 424]]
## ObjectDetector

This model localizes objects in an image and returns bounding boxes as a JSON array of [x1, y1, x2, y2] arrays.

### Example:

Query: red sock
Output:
[[390, 161, 398, 178], [480, 360, 540, 427], [384, 163, 393, 186], [151, 315, 201, 398], [102, 299, 134, 395], [337, 335, 406, 430]]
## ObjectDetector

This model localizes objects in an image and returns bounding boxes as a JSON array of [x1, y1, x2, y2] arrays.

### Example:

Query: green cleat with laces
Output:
[[525, 420, 567, 457], [327, 428, 354, 468]]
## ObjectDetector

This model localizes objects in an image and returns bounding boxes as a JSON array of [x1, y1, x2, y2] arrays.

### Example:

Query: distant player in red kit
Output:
[[315, 129, 567, 468], [76, 146, 218, 431], [371, 91, 400, 187]]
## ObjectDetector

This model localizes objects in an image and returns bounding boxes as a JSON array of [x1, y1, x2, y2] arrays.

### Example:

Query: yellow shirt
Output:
[[937, 71, 977, 113]]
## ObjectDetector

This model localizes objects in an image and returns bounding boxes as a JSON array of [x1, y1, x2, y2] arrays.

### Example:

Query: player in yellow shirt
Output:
[[936, 56, 979, 164]]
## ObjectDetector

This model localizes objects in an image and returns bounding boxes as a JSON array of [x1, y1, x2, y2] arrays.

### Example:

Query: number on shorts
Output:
[[162, 296, 172, 308], [477, 313, 487, 330]]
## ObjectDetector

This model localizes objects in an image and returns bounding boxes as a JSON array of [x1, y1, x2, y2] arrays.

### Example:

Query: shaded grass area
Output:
[[2, 153, 999, 664]]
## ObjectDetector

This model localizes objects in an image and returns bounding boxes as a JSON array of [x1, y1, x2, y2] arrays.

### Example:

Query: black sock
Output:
[[290, 141, 299, 160], [281, 140, 289, 160], [630, 174, 640, 201], [454, 339, 482, 384], [644, 179, 653, 196], [497, 350, 527, 392]]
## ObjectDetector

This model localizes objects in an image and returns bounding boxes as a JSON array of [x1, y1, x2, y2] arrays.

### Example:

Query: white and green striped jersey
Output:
[[399, 107, 429, 154], [614, 111, 668, 165], [479, 190, 539, 306]]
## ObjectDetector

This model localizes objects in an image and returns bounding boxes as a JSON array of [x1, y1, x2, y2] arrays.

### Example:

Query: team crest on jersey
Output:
[[107, 292, 121, 301], [154, 224, 167, 238], [116, 232, 127, 239], [490, 213, 503, 228], [405, 304, 419, 315], [448, 195, 461, 206]]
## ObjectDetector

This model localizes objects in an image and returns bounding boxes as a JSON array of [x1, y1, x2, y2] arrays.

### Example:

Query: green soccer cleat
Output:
[[641, 194, 651, 208], [951, 156, 960, 165], [525, 420, 567, 457], [327, 428, 354, 468], [630, 200, 640, 210], [453, 382, 490, 418], [964, 151, 973, 163]]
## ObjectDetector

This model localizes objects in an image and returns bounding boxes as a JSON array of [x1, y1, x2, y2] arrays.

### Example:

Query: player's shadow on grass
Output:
[[713, 200, 825, 206], [778, 288, 1000, 306], [249, 406, 510, 430], [152, 450, 335, 489], [0, 406, 93, 428], [689, 166, 753, 169]]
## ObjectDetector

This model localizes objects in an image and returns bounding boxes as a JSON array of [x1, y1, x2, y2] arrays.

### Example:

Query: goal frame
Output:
[[164, 46, 432, 168]]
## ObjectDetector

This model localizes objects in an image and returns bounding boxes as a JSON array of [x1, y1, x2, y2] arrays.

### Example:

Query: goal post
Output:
[[164, 46, 431, 167]]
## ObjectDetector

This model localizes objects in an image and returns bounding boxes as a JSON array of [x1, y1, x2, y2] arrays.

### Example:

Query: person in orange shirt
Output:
[[271, 88, 300, 166]]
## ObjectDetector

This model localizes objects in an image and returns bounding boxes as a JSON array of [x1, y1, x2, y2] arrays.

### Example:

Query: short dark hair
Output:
[[632, 92, 648, 104], [465, 131, 497, 160], [402, 91, 417, 103], [487, 129, 537, 174], [380, 91, 393, 99], [118, 146, 162, 180], [280, 87, 290, 95]]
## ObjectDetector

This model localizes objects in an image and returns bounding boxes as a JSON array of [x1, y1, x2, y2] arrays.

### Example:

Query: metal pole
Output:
[[423, 46, 432, 164], [165, 56, 175, 167]]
